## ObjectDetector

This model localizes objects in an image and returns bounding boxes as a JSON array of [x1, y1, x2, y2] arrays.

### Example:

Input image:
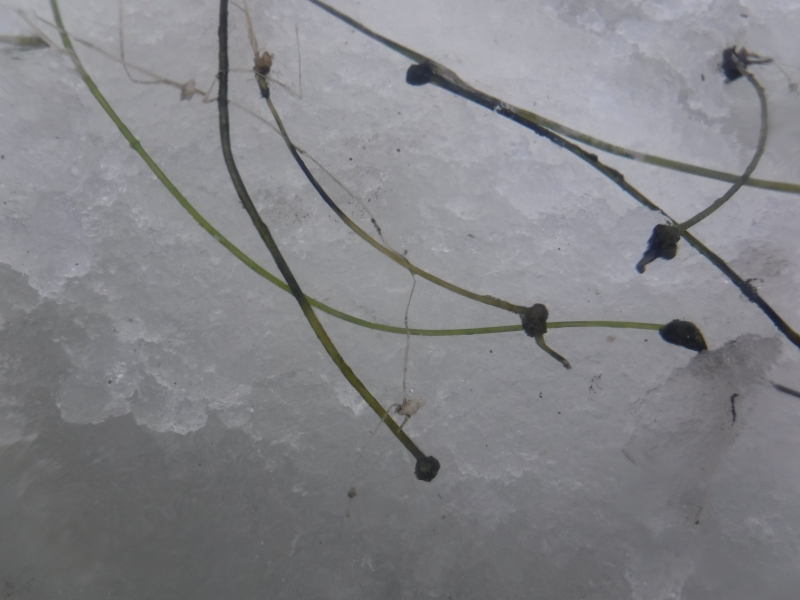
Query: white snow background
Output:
[[1, 0, 800, 597]]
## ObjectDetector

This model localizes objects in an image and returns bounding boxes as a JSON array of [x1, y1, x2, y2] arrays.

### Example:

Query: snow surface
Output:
[[1, 0, 800, 597]]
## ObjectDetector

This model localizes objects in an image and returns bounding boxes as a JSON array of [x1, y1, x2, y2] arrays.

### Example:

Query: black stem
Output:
[[217, 0, 437, 479]]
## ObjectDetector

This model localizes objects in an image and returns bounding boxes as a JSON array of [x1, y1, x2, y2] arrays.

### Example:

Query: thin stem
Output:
[[680, 59, 769, 230], [264, 96, 527, 315], [0, 34, 47, 48], [534, 335, 571, 370], [41, 3, 663, 343], [118, 0, 159, 85], [306, 0, 800, 195], [772, 383, 800, 400], [680, 229, 800, 348], [305, 0, 800, 352], [297, 148, 393, 245], [216, 0, 433, 470], [402, 275, 417, 401], [295, 24, 302, 98]]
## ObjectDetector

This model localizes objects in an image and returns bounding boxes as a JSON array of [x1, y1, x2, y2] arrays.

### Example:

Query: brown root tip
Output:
[[659, 320, 708, 352], [415, 455, 441, 482]]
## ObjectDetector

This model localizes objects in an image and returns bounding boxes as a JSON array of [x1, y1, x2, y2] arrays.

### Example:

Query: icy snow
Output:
[[1, 0, 800, 597]]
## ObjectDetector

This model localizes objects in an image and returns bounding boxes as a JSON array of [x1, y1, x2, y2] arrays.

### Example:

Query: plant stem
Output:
[[44, 0, 663, 344], [264, 96, 527, 314], [679, 61, 769, 231], [306, 0, 800, 195], [305, 0, 800, 352], [216, 0, 434, 474], [410, 69, 800, 350]]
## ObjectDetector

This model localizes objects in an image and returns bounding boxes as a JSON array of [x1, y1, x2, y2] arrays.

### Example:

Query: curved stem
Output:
[[305, 0, 800, 352], [402, 275, 417, 401], [216, 0, 432, 467], [0, 34, 48, 48], [680, 61, 769, 230], [264, 96, 527, 315]]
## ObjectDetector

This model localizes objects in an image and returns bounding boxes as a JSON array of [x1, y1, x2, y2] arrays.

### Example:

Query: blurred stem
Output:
[[679, 61, 769, 231], [0, 34, 48, 48], [44, 0, 663, 344], [306, 0, 800, 352], [306, 0, 800, 195]]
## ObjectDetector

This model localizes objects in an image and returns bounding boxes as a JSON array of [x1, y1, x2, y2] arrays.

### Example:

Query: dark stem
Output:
[[420, 68, 800, 351], [217, 0, 437, 479], [305, 1, 800, 352], [679, 57, 769, 231]]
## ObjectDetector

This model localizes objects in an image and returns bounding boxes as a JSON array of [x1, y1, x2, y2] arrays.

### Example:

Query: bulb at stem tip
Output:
[[521, 304, 572, 369], [406, 62, 433, 86], [415, 455, 441, 482], [521, 303, 549, 337], [659, 320, 707, 352], [636, 223, 680, 273]]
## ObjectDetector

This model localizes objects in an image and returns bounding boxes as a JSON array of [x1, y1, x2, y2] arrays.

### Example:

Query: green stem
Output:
[[45, 0, 665, 344], [0, 34, 48, 48], [305, 0, 800, 352], [306, 0, 800, 196], [679, 61, 769, 231], [410, 68, 800, 350], [216, 0, 435, 473], [534, 335, 571, 369], [548, 321, 661, 330]]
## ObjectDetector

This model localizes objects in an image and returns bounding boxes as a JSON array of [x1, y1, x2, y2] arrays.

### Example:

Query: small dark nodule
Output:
[[406, 63, 434, 86], [742, 279, 760, 302], [636, 224, 680, 274], [521, 303, 549, 337], [721, 47, 744, 82], [720, 46, 772, 82], [659, 320, 707, 352], [415, 455, 441, 482]]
